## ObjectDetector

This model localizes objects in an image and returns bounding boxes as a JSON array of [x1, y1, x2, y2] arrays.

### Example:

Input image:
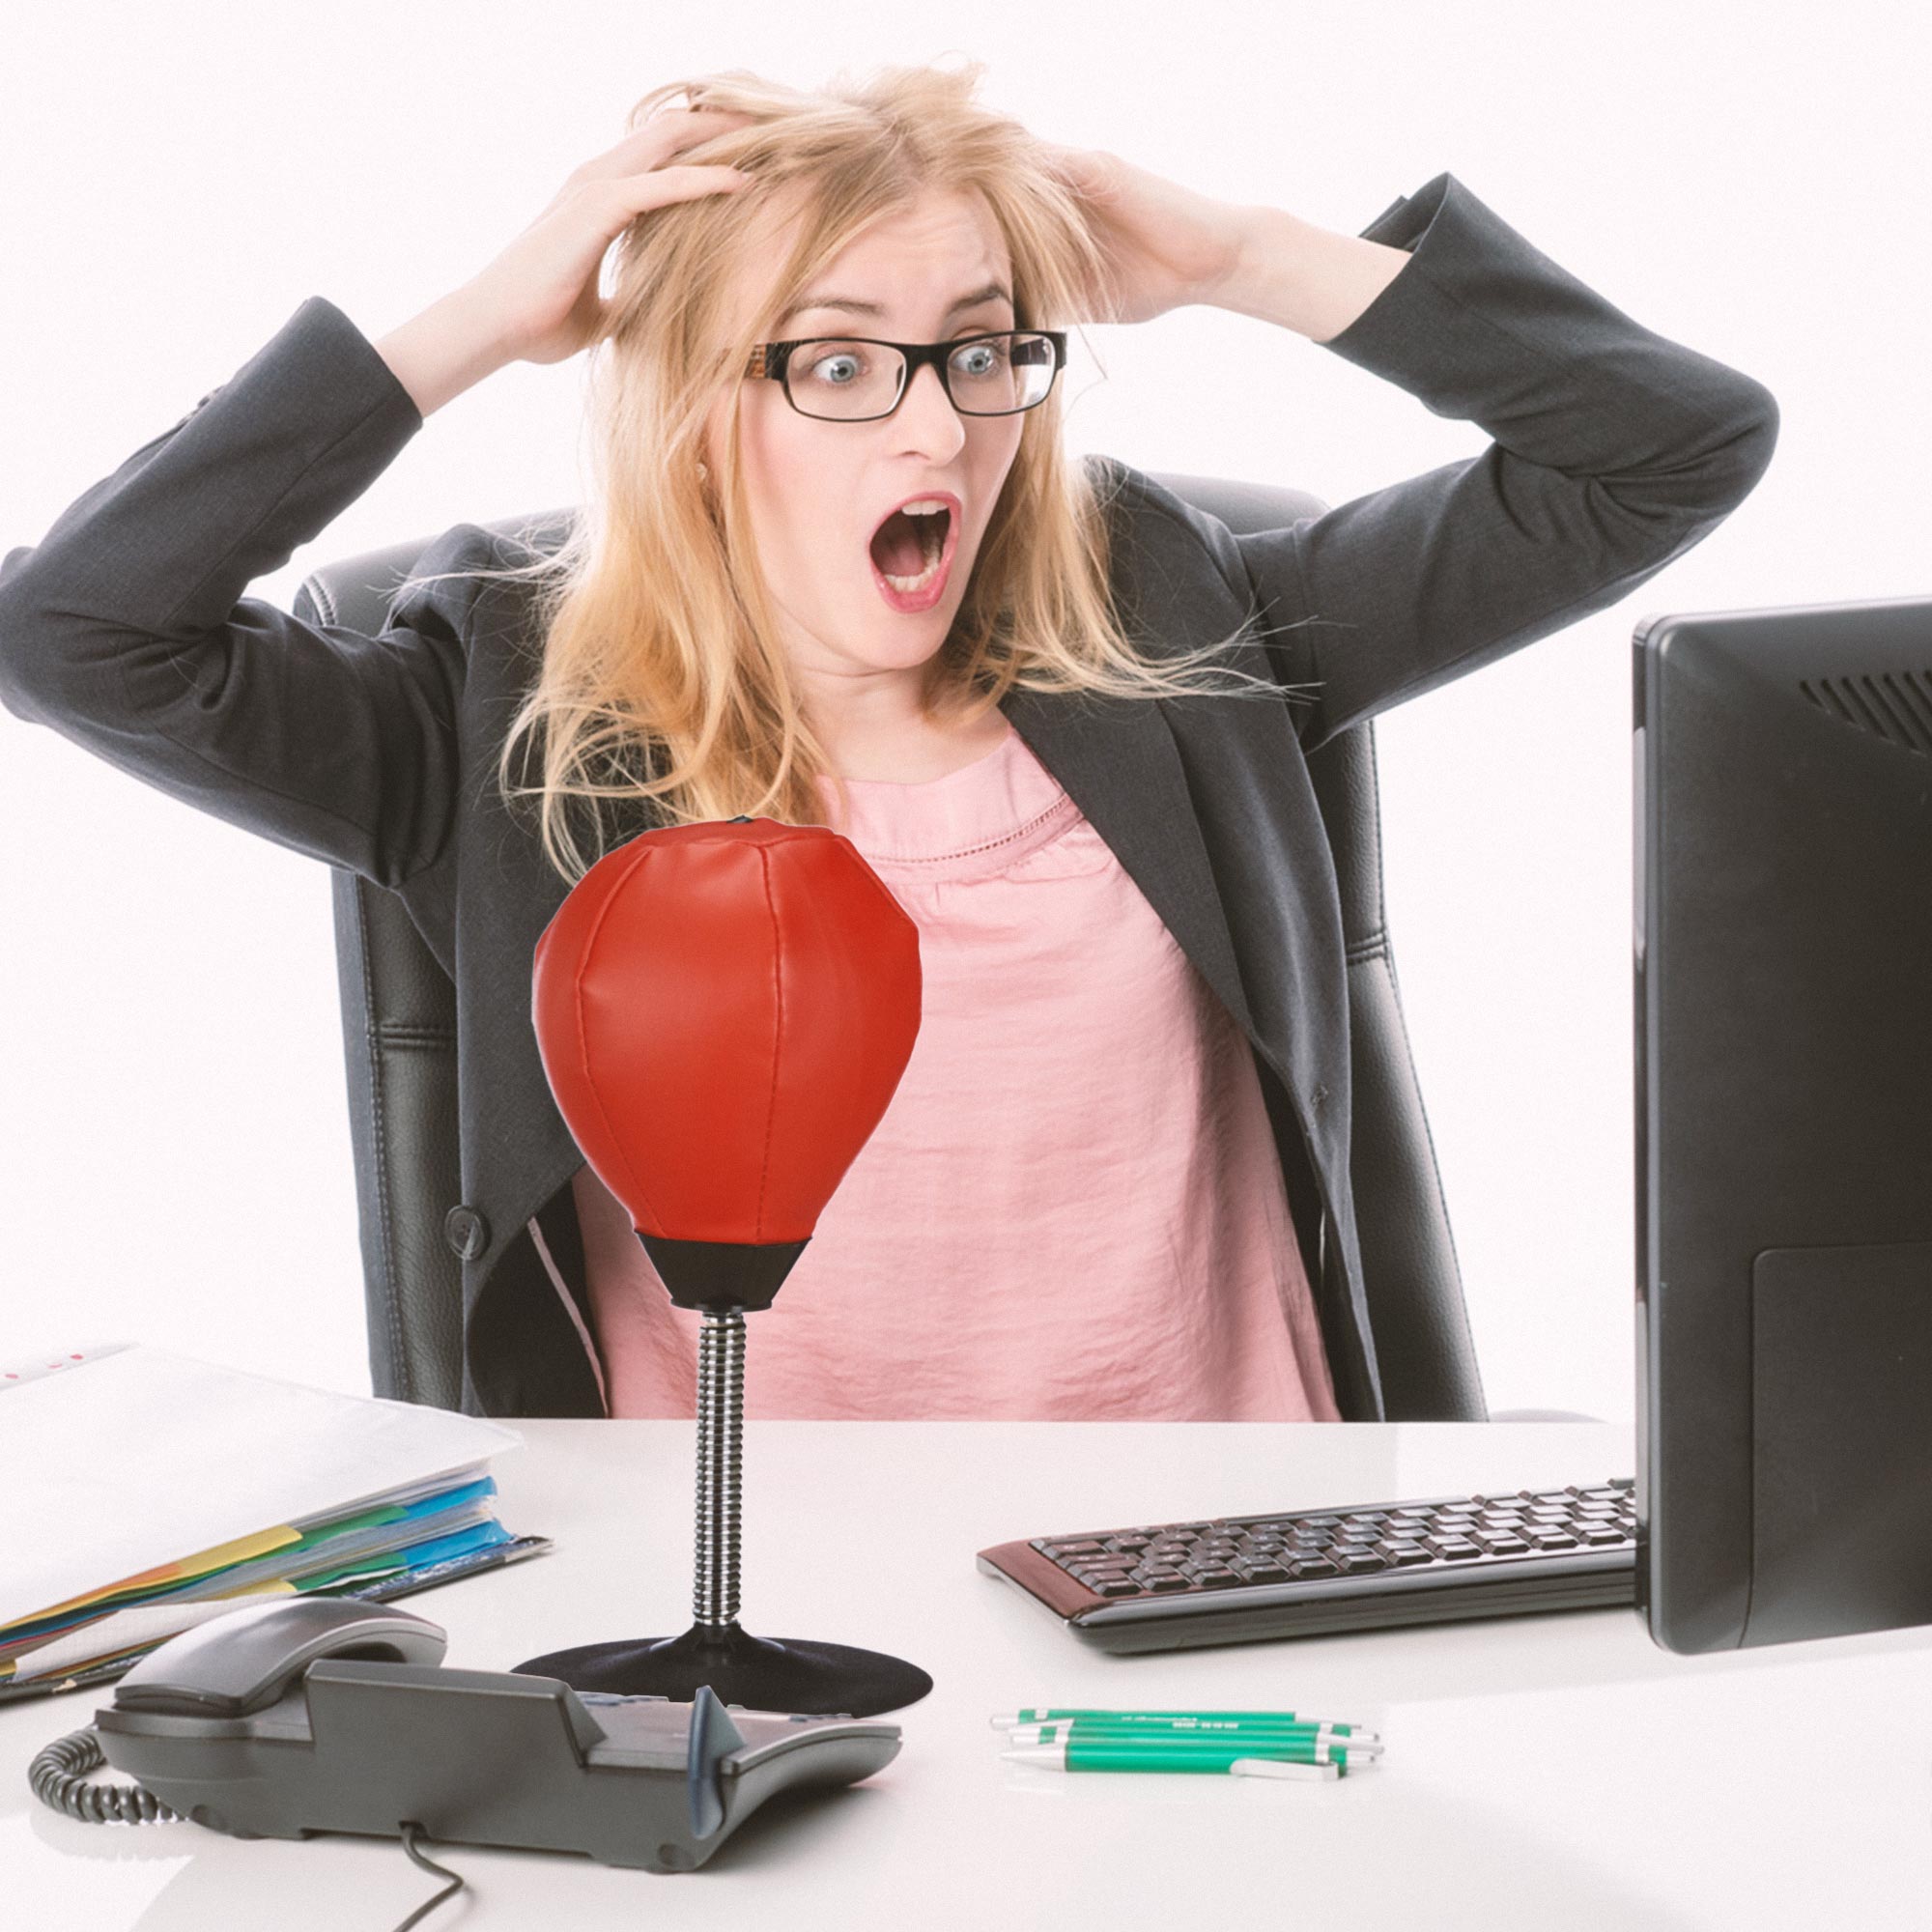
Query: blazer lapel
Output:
[[999, 682, 1258, 1044]]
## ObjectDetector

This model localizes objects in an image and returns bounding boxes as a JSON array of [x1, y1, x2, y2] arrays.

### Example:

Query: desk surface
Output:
[[6, 1418, 1931, 1930]]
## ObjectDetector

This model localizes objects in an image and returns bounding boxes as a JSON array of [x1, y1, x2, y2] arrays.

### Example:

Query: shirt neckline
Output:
[[813, 718, 1072, 866]]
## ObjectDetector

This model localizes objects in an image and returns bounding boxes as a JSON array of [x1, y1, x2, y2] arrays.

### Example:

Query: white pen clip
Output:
[[1229, 1756, 1343, 1782]]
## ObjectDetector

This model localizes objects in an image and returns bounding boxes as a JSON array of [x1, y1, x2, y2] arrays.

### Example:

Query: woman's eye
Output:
[[950, 339, 1006, 376], [803, 350, 864, 385]]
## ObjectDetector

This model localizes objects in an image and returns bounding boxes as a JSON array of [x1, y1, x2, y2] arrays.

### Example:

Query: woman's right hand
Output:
[[466, 105, 759, 368]]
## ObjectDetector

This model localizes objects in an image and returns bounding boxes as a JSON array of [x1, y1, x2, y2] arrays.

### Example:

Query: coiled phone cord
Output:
[[28, 1725, 180, 1824], [27, 1727, 469, 1931]]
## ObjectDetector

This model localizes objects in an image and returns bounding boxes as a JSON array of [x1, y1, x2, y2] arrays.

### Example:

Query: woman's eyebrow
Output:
[[780, 281, 1013, 325]]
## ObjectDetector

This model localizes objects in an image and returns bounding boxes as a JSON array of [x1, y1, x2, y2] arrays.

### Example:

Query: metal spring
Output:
[[28, 1727, 180, 1825], [693, 1308, 745, 1628]]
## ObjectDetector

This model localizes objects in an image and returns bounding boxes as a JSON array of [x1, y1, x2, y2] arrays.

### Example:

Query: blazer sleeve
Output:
[[0, 295, 479, 889], [1206, 171, 1780, 754]]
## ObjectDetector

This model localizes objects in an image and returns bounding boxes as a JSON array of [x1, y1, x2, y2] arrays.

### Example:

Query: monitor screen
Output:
[[1634, 594, 1932, 1653]]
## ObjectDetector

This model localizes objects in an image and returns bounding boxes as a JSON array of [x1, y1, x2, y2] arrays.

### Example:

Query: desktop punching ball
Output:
[[512, 814, 932, 1716]]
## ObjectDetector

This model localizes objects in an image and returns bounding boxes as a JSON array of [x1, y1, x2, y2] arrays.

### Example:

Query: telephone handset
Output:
[[29, 1596, 901, 1872], [112, 1598, 450, 1717]]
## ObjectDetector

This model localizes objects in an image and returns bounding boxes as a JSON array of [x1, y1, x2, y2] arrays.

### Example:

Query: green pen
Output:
[[1003, 1737, 1365, 1775], [990, 1708, 1364, 1729], [1012, 1731, 1376, 1762]]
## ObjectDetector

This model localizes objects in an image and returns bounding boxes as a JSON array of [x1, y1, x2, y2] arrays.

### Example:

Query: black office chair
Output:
[[300, 474, 1596, 1423]]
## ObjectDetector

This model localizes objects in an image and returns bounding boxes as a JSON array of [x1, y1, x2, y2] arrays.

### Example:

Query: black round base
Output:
[[512, 1618, 933, 1718]]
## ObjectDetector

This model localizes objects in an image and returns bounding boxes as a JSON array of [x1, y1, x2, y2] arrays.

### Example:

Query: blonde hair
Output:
[[399, 58, 1309, 888]]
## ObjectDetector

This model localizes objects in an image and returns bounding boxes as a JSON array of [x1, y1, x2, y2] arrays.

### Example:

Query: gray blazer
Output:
[[0, 171, 1777, 1420]]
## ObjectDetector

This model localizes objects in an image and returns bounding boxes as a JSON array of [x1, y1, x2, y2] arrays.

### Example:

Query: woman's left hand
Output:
[[1036, 142, 1256, 327]]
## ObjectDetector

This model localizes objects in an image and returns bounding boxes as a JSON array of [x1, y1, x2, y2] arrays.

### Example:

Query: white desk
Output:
[[6, 1419, 1932, 1929]]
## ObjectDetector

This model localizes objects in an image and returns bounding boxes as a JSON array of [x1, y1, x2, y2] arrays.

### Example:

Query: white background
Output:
[[2, 2, 1924, 1418]]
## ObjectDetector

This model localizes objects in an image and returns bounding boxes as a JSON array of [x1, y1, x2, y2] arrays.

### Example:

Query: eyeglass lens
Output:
[[787, 333, 1057, 420]]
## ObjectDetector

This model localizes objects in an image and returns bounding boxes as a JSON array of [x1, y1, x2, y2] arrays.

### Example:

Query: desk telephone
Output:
[[29, 1596, 901, 1874]]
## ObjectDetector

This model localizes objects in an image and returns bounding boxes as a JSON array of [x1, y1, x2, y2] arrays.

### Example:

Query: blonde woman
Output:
[[0, 64, 1776, 1424]]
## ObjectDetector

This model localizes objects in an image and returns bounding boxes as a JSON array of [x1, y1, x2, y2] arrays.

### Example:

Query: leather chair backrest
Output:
[[299, 474, 1487, 1418]]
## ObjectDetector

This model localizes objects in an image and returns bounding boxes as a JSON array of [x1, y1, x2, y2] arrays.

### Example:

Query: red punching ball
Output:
[[530, 815, 923, 1311]]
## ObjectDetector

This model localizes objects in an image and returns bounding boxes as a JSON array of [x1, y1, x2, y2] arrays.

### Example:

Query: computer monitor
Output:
[[1634, 593, 1932, 1654]]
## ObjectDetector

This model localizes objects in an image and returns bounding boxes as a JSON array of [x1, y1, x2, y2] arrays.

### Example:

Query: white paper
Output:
[[0, 1343, 524, 1630], [12, 1585, 293, 1681]]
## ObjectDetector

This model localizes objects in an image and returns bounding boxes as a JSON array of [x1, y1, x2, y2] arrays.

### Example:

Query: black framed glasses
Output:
[[745, 330, 1067, 422]]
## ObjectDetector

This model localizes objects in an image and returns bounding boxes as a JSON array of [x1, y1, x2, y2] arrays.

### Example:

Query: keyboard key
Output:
[[1384, 1546, 1435, 1567], [1525, 1529, 1579, 1549], [1583, 1527, 1629, 1546], [1289, 1555, 1340, 1578], [1339, 1551, 1389, 1574], [1093, 1580, 1142, 1597], [1189, 1570, 1243, 1590], [1428, 1540, 1484, 1561], [1477, 1534, 1530, 1555], [1241, 1563, 1293, 1584], [1143, 1575, 1192, 1593]]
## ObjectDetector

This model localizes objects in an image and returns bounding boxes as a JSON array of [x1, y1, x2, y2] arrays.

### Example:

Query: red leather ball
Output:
[[531, 815, 922, 1247]]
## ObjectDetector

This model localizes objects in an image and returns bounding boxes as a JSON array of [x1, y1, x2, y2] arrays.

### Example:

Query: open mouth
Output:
[[868, 502, 954, 601]]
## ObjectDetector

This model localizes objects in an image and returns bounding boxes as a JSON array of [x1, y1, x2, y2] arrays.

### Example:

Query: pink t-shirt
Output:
[[562, 717, 1342, 1422]]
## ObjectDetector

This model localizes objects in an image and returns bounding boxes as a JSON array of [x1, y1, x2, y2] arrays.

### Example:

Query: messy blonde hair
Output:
[[401, 58, 1304, 888]]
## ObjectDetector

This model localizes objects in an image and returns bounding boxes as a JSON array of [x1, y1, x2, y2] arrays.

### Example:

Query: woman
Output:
[[0, 64, 1777, 1424]]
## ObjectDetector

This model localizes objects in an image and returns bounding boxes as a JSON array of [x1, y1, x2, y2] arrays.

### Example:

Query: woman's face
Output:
[[706, 187, 1027, 713]]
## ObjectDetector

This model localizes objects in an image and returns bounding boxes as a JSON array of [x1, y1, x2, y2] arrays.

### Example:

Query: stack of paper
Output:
[[0, 1342, 551, 1698]]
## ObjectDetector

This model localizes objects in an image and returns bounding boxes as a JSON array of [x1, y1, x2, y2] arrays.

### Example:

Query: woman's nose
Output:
[[893, 359, 968, 449]]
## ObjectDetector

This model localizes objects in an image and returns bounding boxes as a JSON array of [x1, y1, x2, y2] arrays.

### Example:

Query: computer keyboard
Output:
[[975, 1476, 1636, 1654]]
